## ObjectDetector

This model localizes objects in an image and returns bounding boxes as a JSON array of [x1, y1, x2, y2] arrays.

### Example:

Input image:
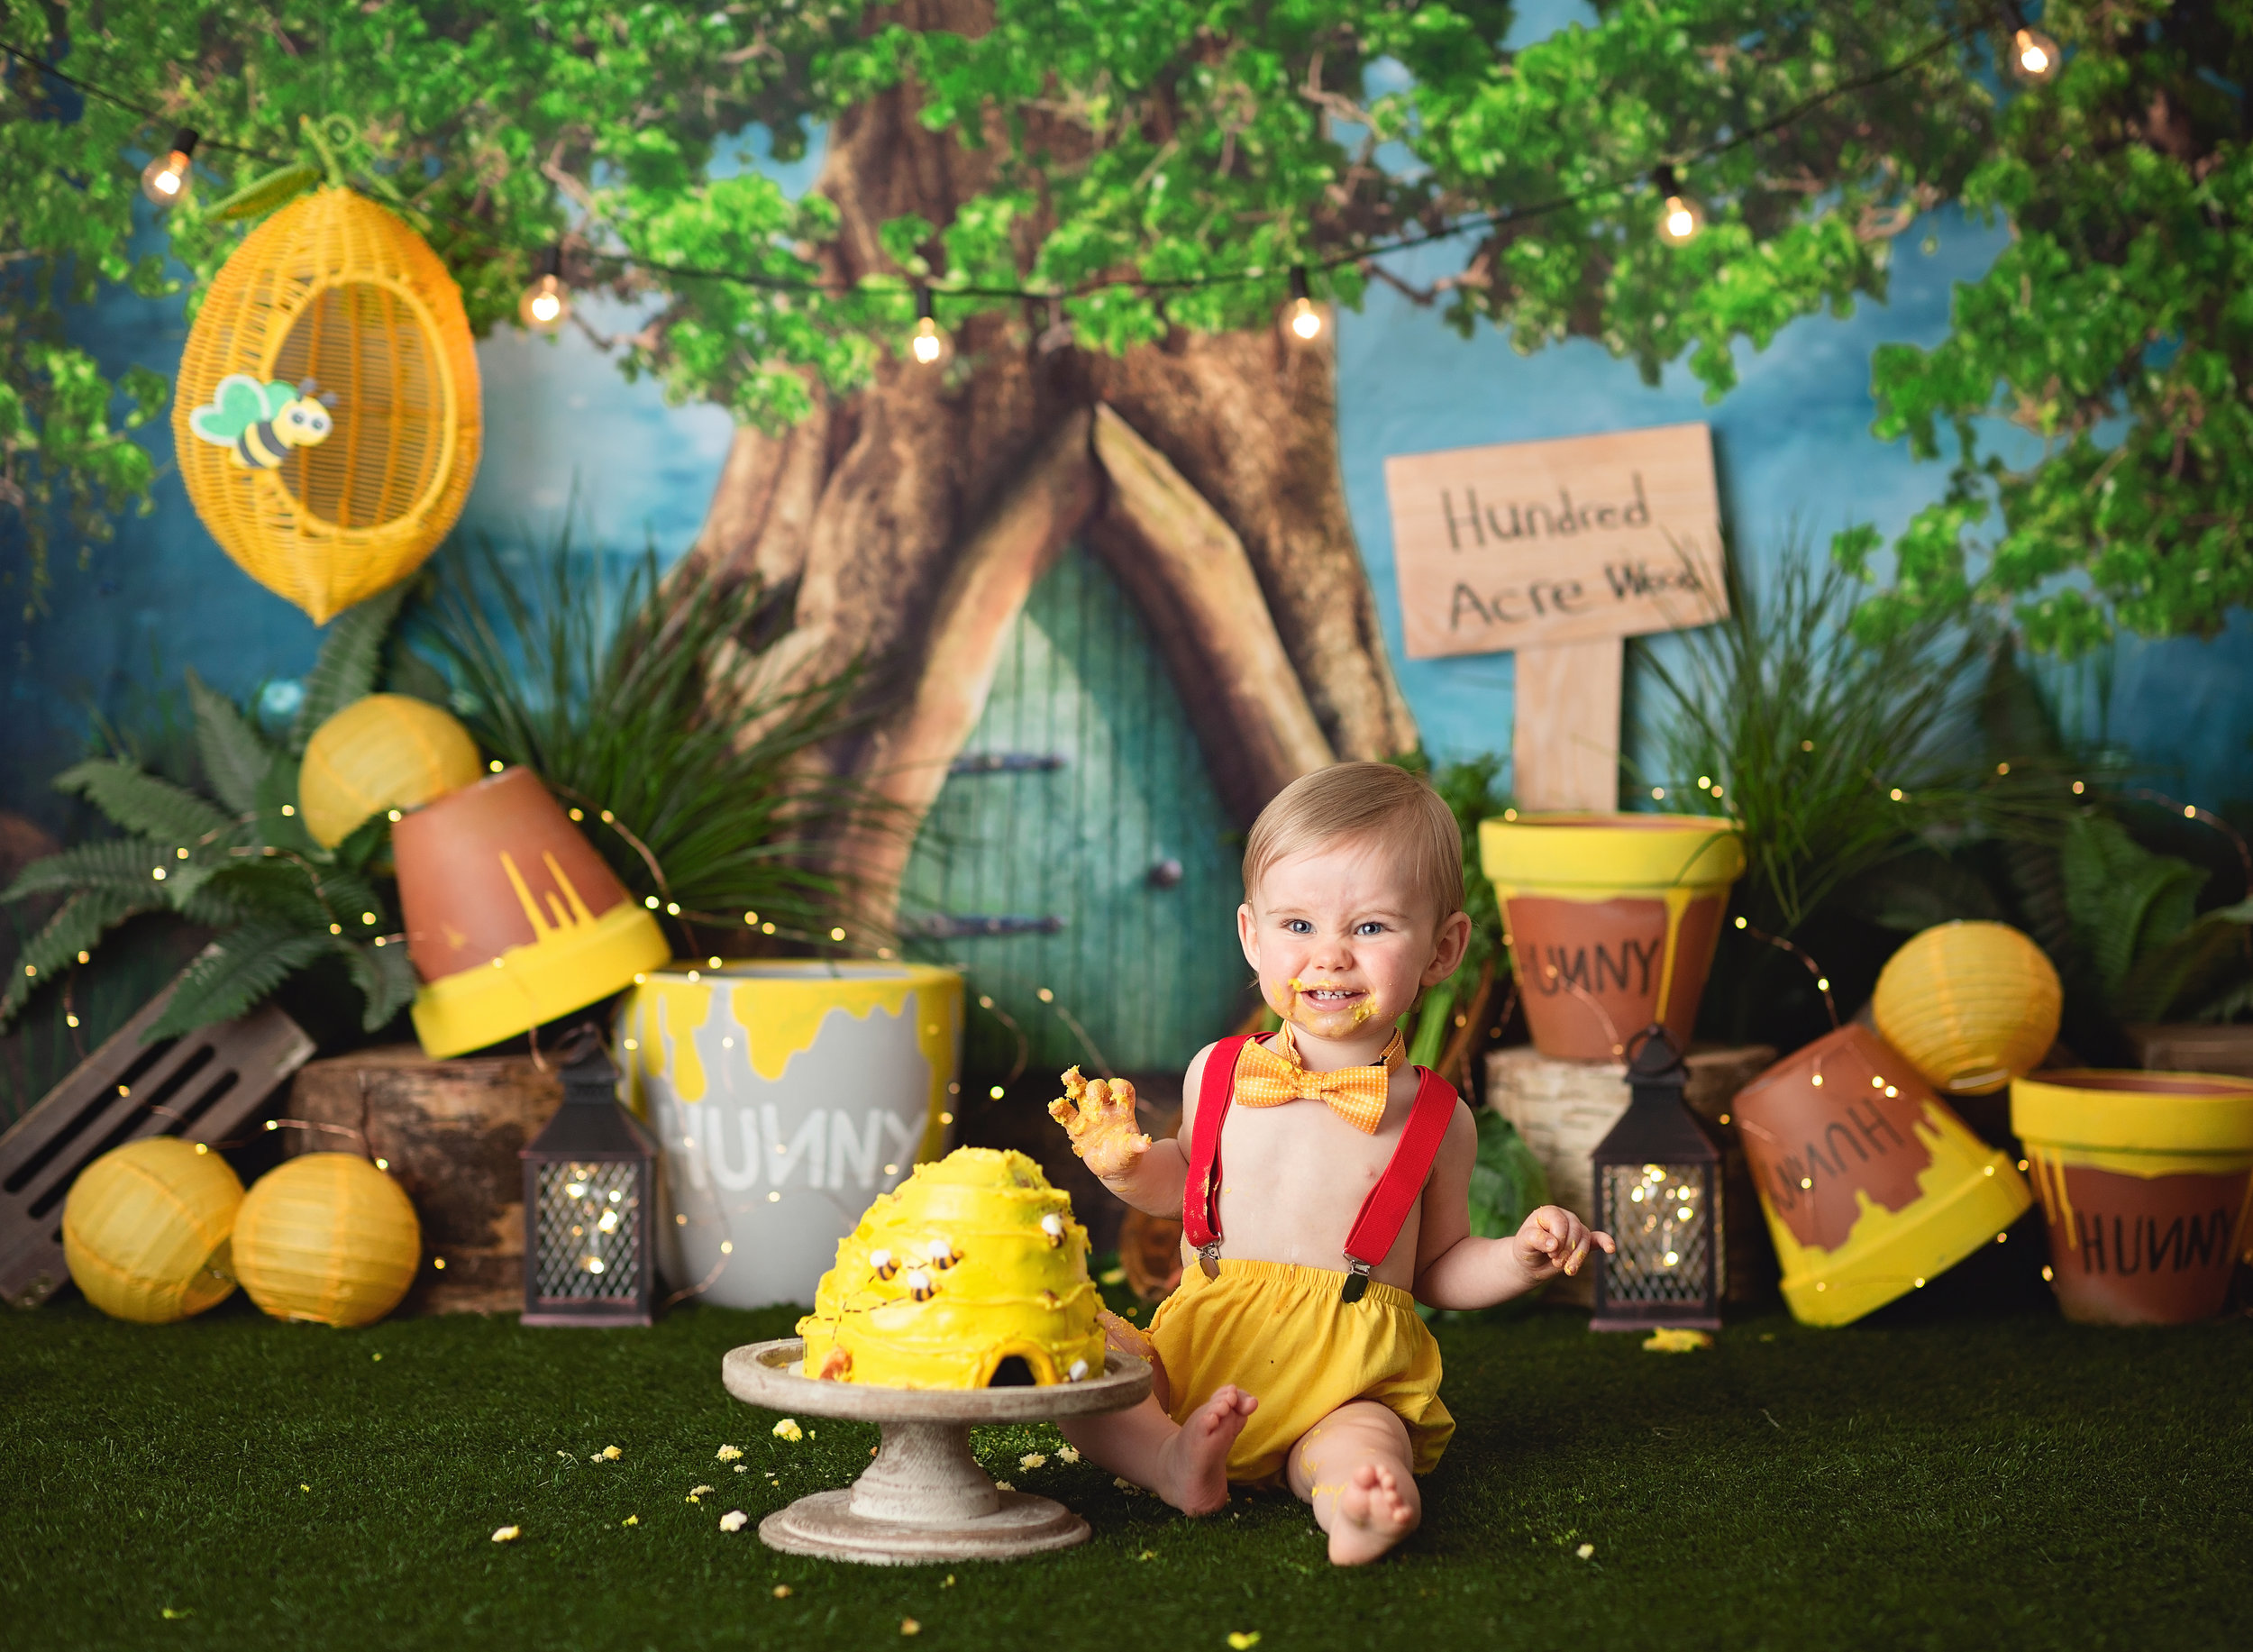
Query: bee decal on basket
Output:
[[187, 374, 337, 470]]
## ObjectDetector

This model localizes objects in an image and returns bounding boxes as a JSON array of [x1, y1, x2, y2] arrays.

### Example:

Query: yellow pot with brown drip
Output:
[[2013, 1070, 2253, 1326], [1480, 814, 1745, 1061], [798, 1147, 1104, 1388]]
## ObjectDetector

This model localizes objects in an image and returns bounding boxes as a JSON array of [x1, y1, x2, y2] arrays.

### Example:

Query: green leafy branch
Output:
[[0, 592, 415, 1041]]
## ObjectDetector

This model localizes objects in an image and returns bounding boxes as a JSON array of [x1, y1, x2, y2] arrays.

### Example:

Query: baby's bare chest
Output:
[[1207, 1100, 1409, 1236]]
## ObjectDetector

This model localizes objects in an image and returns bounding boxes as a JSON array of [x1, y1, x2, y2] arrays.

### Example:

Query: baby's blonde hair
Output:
[[1243, 762, 1464, 926]]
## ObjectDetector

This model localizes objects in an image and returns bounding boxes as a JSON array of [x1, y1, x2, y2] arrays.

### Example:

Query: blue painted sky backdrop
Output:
[[7, 10, 2249, 831]]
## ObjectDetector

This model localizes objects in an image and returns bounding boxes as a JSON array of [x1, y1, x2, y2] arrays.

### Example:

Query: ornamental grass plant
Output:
[[1632, 543, 2092, 1045], [406, 532, 884, 958]]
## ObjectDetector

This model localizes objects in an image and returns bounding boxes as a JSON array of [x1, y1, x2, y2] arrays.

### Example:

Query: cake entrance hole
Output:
[[988, 1356, 1035, 1387]]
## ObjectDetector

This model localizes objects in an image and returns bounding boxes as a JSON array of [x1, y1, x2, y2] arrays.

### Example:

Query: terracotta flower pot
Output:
[[1733, 1024, 2032, 1327], [1479, 813, 1744, 1061], [2012, 1069, 2253, 1326], [393, 766, 670, 1058]]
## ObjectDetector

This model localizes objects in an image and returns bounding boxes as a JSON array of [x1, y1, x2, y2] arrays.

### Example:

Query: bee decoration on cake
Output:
[[902, 1267, 936, 1302], [869, 1247, 898, 1282], [187, 374, 337, 470], [1040, 1213, 1065, 1248], [925, 1237, 960, 1271]]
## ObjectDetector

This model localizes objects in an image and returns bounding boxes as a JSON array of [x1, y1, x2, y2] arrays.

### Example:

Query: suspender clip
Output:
[[1341, 1257, 1373, 1303], [1197, 1242, 1222, 1281]]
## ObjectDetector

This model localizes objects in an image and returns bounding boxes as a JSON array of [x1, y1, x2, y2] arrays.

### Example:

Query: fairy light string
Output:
[[5, 6, 2036, 340]]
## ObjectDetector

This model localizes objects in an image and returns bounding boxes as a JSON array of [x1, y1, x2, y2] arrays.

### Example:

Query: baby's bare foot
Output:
[[1327, 1461, 1418, 1565], [1154, 1385, 1256, 1517]]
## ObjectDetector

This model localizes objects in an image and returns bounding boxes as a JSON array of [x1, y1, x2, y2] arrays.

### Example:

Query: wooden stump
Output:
[[1487, 1043, 1776, 1308], [284, 1045, 561, 1315]]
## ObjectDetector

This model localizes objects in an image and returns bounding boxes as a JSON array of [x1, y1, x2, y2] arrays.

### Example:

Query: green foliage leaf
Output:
[[0, 889, 151, 1026], [143, 927, 333, 1043], [290, 585, 410, 753], [1466, 1111, 1550, 1244], [209, 162, 320, 221], [187, 669, 278, 815], [2, 838, 175, 904], [2060, 814, 2208, 1004], [53, 759, 233, 848], [340, 940, 416, 1034]]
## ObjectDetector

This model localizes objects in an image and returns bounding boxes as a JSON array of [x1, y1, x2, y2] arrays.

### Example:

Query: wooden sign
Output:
[[1382, 424, 1728, 811]]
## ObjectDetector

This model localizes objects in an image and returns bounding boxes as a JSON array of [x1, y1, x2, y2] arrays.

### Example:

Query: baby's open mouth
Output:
[[1294, 983, 1365, 1007]]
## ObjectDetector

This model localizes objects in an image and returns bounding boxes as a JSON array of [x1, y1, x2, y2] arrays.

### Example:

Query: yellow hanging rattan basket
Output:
[[171, 187, 482, 624]]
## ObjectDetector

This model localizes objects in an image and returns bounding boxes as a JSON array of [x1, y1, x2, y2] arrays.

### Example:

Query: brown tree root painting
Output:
[[677, 0, 1415, 926]]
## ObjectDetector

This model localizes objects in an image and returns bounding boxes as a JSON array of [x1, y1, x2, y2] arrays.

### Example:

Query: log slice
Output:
[[283, 1045, 561, 1315]]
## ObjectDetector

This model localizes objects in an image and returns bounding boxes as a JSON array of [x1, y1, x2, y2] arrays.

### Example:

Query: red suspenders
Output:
[[1180, 1033, 1461, 1302]]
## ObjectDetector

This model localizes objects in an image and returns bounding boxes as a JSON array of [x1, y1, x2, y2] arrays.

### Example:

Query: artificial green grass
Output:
[[3, 1287, 2248, 1652]]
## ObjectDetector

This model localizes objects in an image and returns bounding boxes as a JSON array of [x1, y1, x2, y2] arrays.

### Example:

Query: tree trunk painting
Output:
[[678, 0, 1414, 924]]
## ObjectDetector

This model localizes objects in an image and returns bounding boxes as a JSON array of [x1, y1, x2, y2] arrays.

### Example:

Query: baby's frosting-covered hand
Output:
[[1515, 1205, 1616, 1282], [1048, 1067, 1150, 1179]]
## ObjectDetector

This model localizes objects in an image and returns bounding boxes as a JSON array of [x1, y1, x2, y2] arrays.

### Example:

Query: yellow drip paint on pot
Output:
[[1479, 813, 1744, 1059], [625, 961, 962, 1162], [1771, 1100, 2030, 1327], [1655, 883, 1695, 1025]]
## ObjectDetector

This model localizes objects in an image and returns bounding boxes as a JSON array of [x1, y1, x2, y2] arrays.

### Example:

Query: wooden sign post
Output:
[[1382, 423, 1727, 811]]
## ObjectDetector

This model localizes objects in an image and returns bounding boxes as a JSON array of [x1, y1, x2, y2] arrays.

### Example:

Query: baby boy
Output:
[[1048, 761, 1614, 1565]]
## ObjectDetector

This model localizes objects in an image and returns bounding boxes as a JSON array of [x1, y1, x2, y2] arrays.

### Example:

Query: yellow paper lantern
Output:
[[170, 187, 482, 624], [62, 1137, 243, 1324], [233, 1153, 421, 1327], [299, 694, 482, 848], [1873, 920, 2062, 1095]]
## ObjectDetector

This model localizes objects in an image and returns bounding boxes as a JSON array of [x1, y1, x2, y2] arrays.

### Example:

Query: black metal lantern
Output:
[[521, 1037, 659, 1327], [1592, 1026, 1722, 1331]]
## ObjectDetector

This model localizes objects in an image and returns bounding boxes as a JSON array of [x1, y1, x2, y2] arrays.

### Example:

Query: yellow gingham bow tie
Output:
[[1233, 1025, 1408, 1135]]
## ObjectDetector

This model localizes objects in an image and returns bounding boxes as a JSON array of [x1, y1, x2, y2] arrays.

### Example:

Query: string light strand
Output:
[[7, 10, 2007, 319]]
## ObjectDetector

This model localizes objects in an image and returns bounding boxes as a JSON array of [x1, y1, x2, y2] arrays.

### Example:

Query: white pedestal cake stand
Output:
[[721, 1337, 1152, 1565]]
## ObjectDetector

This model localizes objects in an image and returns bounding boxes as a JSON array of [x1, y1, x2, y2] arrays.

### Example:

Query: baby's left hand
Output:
[[1513, 1206, 1616, 1281]]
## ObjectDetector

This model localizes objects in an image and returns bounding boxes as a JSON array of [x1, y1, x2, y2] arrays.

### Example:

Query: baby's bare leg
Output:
[[1285, 1401, 1420, 1565], [1059, 1387, 1255, 1518]]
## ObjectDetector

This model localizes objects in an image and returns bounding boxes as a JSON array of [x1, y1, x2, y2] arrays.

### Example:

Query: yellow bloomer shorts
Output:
[[1145, 1257, 1453, 1486]]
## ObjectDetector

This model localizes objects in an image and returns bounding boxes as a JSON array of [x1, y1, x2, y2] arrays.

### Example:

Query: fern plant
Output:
[[1, 591, 417, 1043], [2060, 815, 2253, 1027]]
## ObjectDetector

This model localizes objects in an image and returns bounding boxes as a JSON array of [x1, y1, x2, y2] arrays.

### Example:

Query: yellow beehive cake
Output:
[[798, 1147, 1104, 1388]]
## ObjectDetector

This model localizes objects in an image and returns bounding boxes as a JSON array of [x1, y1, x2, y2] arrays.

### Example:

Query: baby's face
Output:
[[1237, 835, 1464, 1047]]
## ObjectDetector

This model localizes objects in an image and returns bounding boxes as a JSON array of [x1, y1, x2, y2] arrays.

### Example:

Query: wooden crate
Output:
[[0, 978, 314, 1309], [284, 1045, 561, 1315], [1487, 1043, 1775, 1308]]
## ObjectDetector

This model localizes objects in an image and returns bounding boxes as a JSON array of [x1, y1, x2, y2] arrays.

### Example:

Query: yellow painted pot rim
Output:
[[1480, 812, 1746, 890], [2011, 1068, 2253, 1155], [641, 959, 962, 988]]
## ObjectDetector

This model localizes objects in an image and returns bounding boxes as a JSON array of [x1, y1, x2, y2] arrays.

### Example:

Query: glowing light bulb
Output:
[[140, 130, 197, 206], [909, 287, 947, 365], [2011, 26, 2059, 83], [1653, 166, 1701, 246], [1283, 267, 1323, 342], [518, 248, 570, 331]]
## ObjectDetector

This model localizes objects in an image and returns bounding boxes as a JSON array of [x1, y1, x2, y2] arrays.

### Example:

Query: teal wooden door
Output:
[[898, 544, 1247, 1083]]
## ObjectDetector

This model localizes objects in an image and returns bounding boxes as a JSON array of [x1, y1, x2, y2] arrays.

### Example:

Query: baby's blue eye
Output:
[[1355, 921, 1386, 936], [1285, 919, 1313, 935]]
